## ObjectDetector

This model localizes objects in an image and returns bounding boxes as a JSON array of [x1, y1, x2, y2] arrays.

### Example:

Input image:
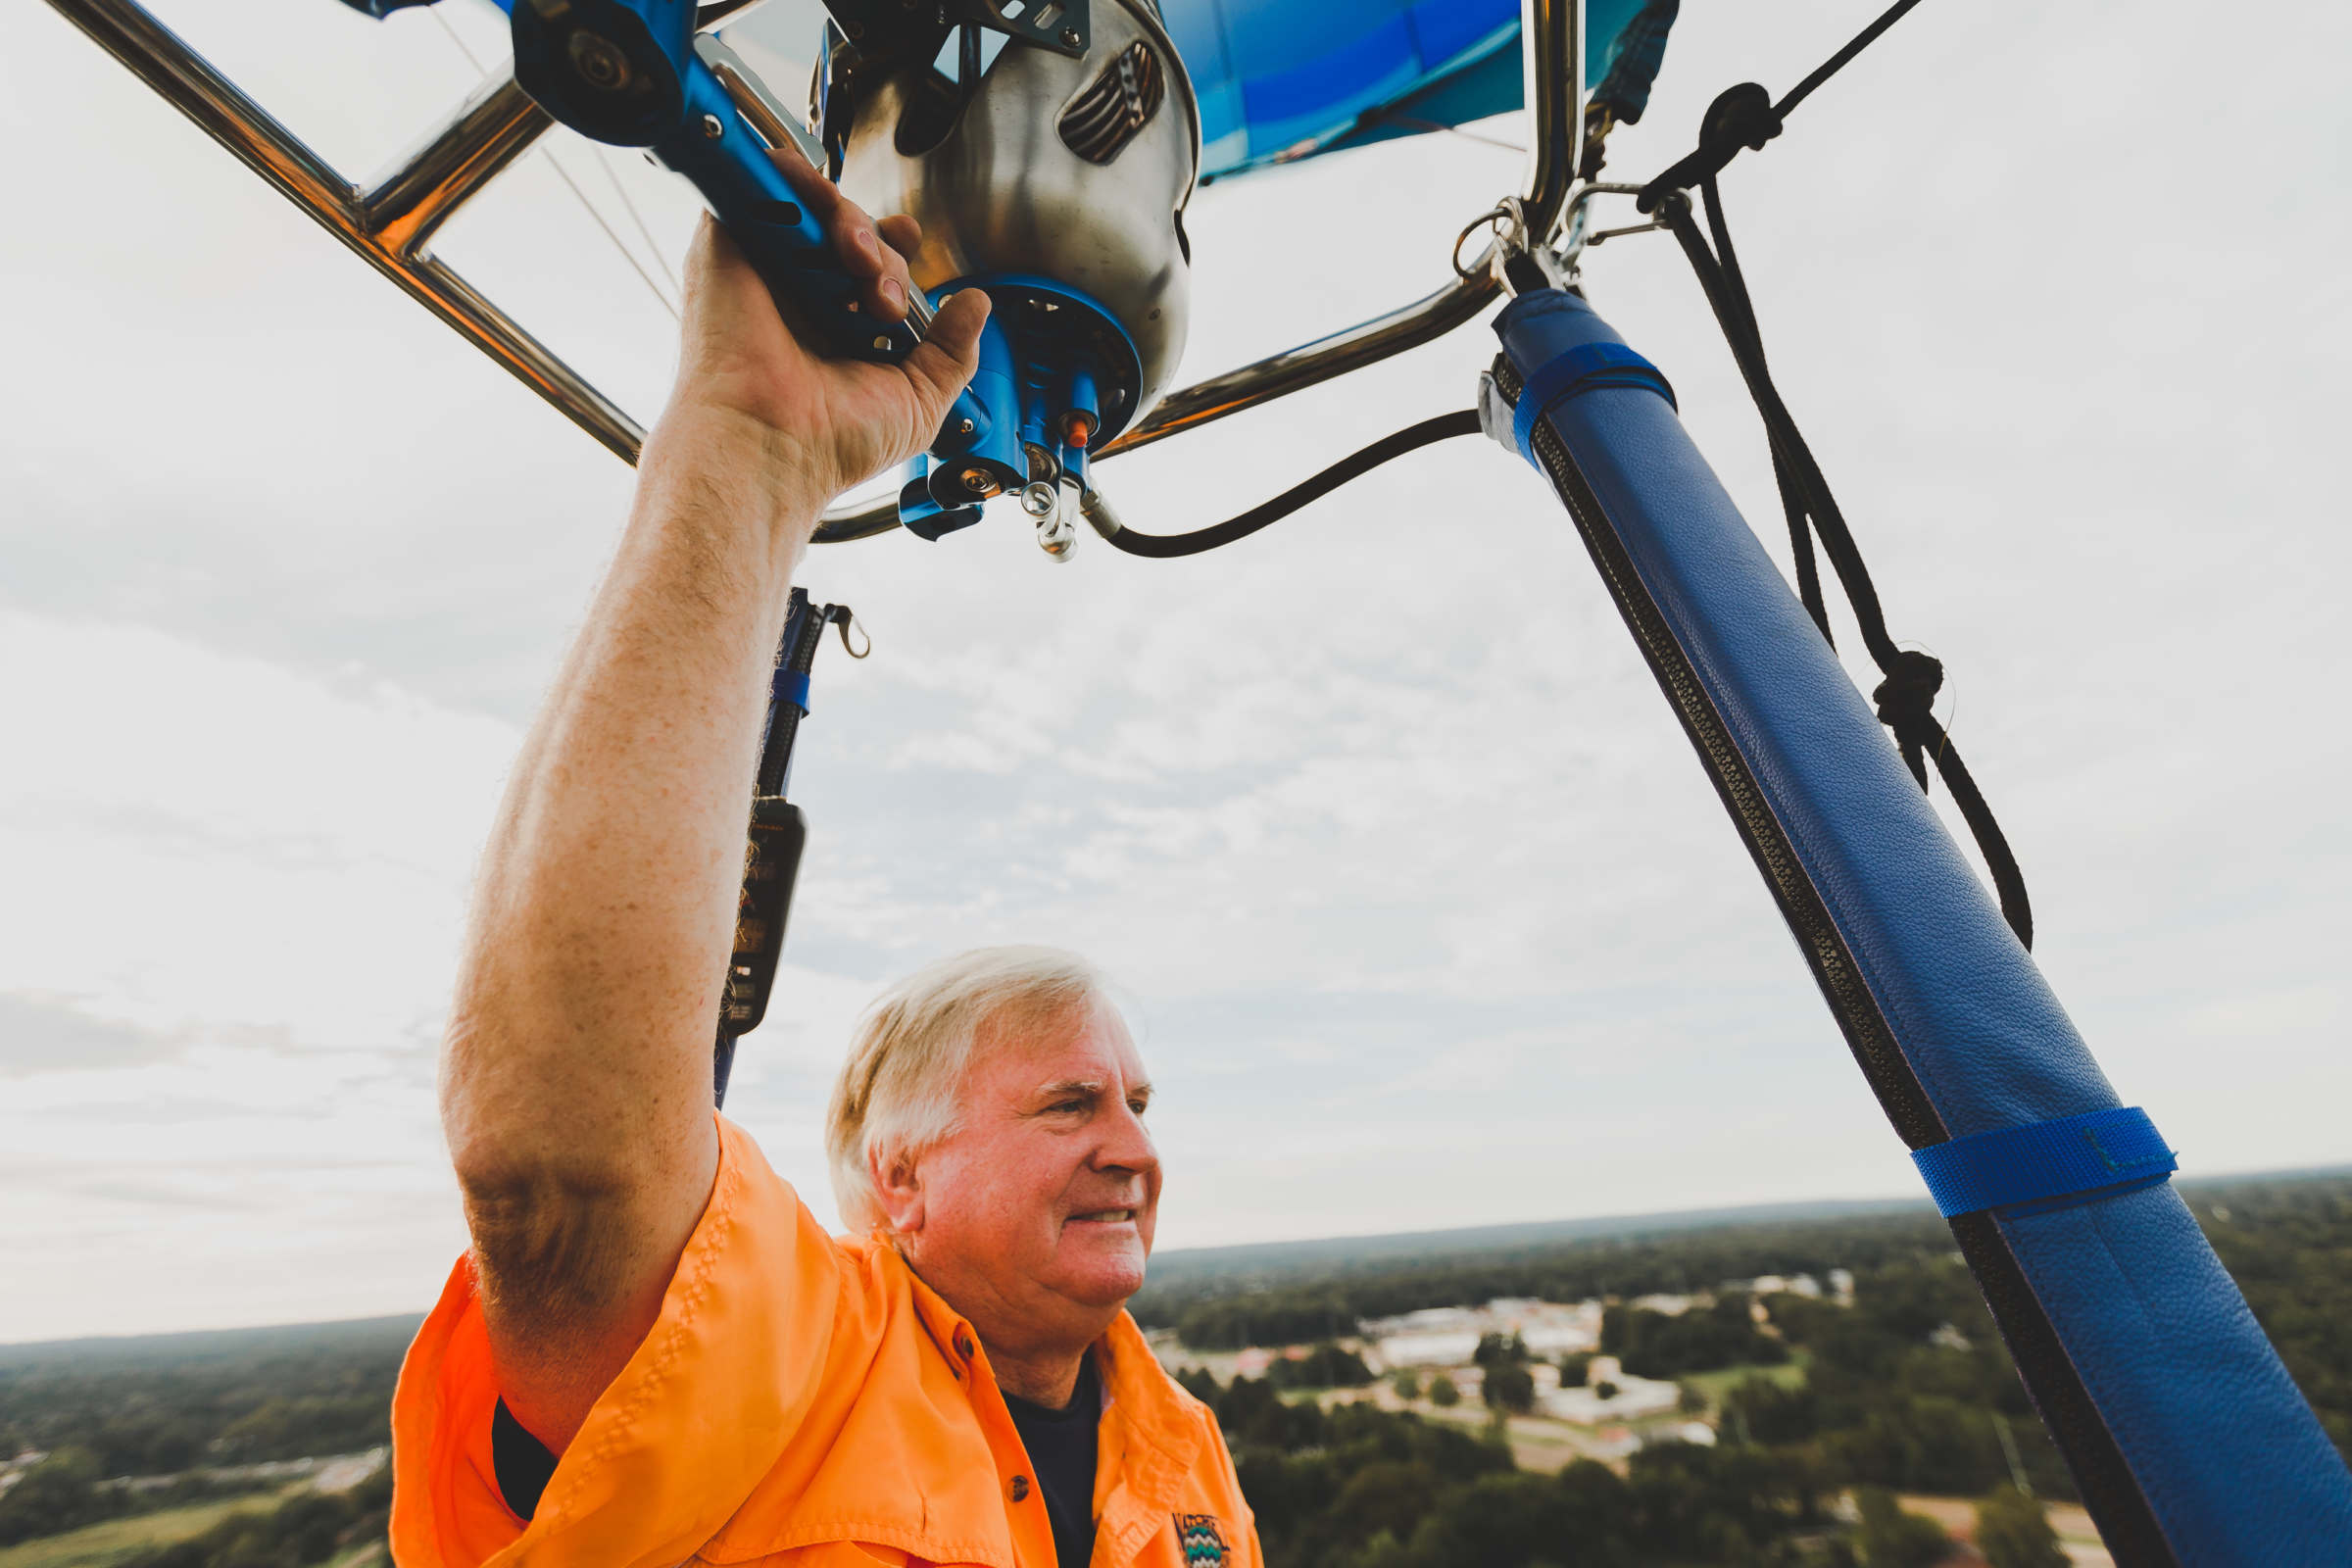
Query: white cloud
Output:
[[0, 992, 179, 1077], [0, 612, 514, 1050]]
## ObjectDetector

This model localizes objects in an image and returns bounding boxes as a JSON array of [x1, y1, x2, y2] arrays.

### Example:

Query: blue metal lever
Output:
[[494, 0, 990, 460]]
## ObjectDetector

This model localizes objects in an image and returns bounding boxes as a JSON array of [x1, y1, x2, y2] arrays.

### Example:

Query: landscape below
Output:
[[3, 1172, 2345, 1567]]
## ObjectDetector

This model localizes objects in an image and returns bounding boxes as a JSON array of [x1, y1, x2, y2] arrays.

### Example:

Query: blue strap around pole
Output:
[[1510, 342, 1676, 464], [1911, 1106, 2177, 1219], [772, 667, 810, 713]]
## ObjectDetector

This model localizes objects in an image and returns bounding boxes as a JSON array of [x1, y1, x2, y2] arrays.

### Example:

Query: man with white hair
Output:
[[388, 159, 1255, 1568]]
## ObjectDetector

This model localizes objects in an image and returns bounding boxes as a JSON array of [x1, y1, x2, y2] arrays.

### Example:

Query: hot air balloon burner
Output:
[[830, 0, 1199, 544]]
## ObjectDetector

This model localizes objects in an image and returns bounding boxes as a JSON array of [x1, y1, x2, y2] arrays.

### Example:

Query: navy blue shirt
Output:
[[1001, 1351, 1102, 1568]]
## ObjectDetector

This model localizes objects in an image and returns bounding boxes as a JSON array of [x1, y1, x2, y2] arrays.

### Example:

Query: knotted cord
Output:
[[1633, 0, 2033, 949]]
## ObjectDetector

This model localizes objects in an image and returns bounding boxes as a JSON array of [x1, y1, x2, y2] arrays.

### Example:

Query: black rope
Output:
[[1697, 172, 1833, 644], [1778, 0, 1928, 119], [1634, 0, 1926, 215], [1097, 411, 1482, 558], [1633, 0, 2032, 949]]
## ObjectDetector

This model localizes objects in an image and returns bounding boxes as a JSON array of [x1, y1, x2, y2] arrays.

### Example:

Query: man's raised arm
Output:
[[437, 162, 987, 1452]]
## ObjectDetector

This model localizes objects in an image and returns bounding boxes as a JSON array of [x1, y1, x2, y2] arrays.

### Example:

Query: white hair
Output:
[[825, 945, 1108, 1235]]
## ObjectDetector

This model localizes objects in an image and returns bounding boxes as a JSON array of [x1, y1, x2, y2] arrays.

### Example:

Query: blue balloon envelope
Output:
[[1159, 0, 1650, 179]]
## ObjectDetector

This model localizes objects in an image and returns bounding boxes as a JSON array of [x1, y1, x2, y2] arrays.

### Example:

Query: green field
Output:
[[0, 1489, 290, 1568], [1677, 1350, 1811, 1410]]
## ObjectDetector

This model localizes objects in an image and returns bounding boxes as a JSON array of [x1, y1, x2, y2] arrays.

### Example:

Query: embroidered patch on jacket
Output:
[[1174, 1513, 1228, 1567]]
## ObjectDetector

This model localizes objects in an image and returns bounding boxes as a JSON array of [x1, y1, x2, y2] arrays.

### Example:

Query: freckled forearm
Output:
[[444, 409, 825, 1192]]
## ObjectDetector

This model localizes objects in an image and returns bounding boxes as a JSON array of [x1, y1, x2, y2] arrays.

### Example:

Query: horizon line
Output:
[[6, 1160, 2344, 1352]]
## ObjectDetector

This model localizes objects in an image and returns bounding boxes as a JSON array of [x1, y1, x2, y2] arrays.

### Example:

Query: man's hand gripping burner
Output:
[[396, 153, 1257, 1568]]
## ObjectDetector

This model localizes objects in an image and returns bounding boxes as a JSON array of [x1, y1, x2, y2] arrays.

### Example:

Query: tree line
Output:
[[2, 1174, 2344, 1561], [0, 1318, 412, 1545], [1159, 1173, 2352, 1564], [1139, 1174, 2352, 1469], [1132, 1212, 1950, 1352], [1176, 1366, 2066, 1567]]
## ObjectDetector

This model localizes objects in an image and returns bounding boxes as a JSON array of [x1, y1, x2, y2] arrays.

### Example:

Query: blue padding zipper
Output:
[[1911, 1106, 2178, 1219], [1512, 342, 1678, 464], [773, 668, 811, 713]]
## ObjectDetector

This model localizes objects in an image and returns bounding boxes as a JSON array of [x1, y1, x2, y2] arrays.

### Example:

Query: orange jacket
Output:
[[390, 1116, 1258, 1568]]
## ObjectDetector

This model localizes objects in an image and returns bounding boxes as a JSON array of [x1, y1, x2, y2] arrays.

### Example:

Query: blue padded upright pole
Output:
[[1494, 287, 2352, 1566]]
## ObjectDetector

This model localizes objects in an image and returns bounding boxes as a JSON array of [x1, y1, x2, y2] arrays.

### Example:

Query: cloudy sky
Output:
[[2, 0, 2346, 1344]]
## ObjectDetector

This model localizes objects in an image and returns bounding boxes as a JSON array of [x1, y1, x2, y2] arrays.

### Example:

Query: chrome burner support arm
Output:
[[43, 0, 644, 464], [362, 75, 550, 256]]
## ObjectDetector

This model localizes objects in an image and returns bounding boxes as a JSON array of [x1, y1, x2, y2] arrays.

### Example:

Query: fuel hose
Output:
[[1085, 410, 1482, 558]]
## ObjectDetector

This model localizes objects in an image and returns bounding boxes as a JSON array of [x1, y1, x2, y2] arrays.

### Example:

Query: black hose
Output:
[[810, 497, 904, 544], [1097, 410, 1482, 558]]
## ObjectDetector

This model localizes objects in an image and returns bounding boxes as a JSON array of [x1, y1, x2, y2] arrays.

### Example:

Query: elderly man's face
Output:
[[893, 1000, 1160, 1349]]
